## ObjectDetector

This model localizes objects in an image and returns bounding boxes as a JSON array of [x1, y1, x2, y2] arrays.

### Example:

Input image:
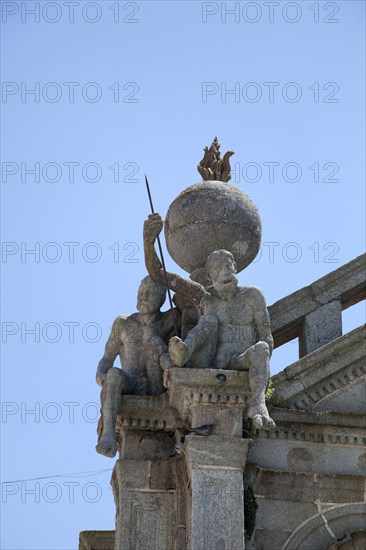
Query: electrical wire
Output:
[[1, 468, 113, 484]]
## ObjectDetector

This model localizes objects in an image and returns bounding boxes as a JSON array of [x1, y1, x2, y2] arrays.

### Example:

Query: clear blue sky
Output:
[[1, 1, 365, 548]]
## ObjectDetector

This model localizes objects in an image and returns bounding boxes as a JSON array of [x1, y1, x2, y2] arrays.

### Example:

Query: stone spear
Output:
[[145, 175, 179, 336]]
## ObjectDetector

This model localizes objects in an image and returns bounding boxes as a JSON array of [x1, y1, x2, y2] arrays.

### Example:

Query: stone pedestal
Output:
[[164, 367, 250, 437], [111, 370, 251, 550]]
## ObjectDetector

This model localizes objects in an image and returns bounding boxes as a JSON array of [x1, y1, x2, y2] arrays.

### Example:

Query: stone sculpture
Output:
[[95, 275, 180, 457], [144, 217, 275, 429], [91, 139, 276, 550], [197, 135, 234, 182], [164, 141, 261, 277], [83, 143, 366, 550]]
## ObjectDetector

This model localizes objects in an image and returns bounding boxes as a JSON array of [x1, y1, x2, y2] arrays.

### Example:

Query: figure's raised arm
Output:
[[143, 213, 205, 306]]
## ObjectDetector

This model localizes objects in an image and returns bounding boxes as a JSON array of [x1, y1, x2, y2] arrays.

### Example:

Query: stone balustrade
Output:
[[268, 253, 365, 357]]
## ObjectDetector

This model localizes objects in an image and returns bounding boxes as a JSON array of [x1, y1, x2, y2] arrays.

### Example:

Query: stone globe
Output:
[[164, 180, 262, 275]]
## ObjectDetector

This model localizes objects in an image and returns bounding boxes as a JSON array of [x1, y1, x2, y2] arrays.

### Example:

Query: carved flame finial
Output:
[[197, 137, 234, 182]]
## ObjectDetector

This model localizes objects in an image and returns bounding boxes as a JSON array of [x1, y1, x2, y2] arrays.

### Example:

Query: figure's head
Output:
[[137, 275, 166, 313], [206, 250, 238, 296]]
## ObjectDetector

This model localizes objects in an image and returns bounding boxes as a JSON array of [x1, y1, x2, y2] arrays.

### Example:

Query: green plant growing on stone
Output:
[[265, 378, 275, 400], [244, 485, 258, 539], [265, 378, 286, 407], [266, 378, 287, 407]]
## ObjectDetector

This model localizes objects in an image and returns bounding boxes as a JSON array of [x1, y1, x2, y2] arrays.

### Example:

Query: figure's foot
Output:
[[96, 435, 117, 458], [169, 336, 190, 367], [248, 402, 276, 431]]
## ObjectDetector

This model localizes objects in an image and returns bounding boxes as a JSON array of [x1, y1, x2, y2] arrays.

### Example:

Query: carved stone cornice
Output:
[[255, 408, 366, 448], [164, 368, 249, 412], [115, 392, 185, 433], [271, 325, 366, 409]]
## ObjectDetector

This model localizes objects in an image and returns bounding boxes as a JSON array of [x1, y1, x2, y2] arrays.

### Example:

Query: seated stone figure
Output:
[[95, 275, 180, 458], [144, 213, 275, 430]]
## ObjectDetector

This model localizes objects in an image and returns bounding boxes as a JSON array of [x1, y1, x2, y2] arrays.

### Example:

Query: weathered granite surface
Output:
[[271, 325, 366, 412], [268, 253, 365, 348], [164, 138, 261, 274], [164, 180, 261, 274], [95, 276, 179, 458], [144, 213, 275, 430], [164, 367, 250, 436], [299, 299, 342, 356], [79, 531, 114, 550], [246, 393, 366, 549], [110, 368, 253, 549], [82, 260, 366, 549], [82, 142, 365, 549], [249, 408, 366, 477], [184, 435, 250, 550]]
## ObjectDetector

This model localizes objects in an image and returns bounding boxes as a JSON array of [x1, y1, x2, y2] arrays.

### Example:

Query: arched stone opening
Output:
[[282, 503, 366, 550]]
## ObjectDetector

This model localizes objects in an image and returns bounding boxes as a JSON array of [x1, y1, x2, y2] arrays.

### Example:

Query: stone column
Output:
[[164, 368, 252, 550], [184, 435, 250, 550], [112, 430, 176, 550], [111, 393, 186, 550]]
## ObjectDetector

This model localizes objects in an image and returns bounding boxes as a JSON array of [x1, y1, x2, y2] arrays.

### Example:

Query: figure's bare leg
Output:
[[145, 337, 172, 394], [231, 342, 275, 430], [169, 314, 218, 368], [159, 351, 174, 371], [96, 367, 130, 458], [147, 351, 168, 395]]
